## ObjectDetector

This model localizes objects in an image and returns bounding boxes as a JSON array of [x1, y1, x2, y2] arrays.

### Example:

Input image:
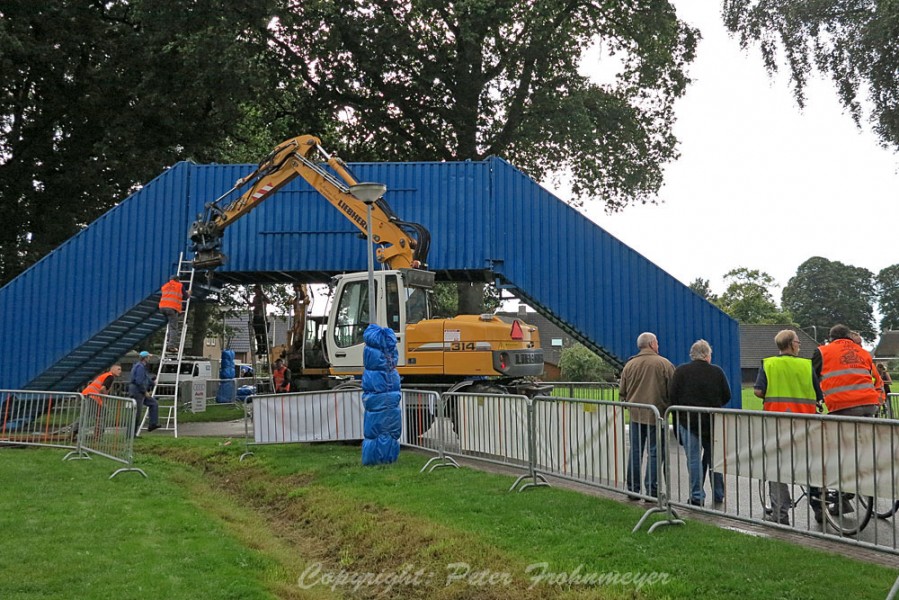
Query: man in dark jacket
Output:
[[129, 351, 159, 433], [668, 339, 731, 506]]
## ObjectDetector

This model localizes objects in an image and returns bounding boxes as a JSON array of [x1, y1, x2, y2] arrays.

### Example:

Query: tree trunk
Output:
[[456, 282, 486, 315], [188, 302, 213, 357]]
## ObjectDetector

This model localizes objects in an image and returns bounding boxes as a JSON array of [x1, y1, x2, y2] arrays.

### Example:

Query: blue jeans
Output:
[[627, 422, 664, 496], [677, 423, 724, 504], [132, 393, 159, 432]]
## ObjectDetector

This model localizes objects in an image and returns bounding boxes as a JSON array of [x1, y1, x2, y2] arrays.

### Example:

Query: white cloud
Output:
[[550, 0, 899, 299]]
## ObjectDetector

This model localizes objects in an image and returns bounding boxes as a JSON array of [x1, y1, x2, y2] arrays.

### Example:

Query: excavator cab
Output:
[[326, 269, 434, 374]]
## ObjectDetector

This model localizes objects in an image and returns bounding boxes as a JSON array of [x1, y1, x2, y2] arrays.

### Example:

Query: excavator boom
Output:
[[189, 135, 429, 271]]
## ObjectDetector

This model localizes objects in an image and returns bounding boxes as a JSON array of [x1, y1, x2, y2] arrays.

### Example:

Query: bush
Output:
[[559, 343, 616, 381]]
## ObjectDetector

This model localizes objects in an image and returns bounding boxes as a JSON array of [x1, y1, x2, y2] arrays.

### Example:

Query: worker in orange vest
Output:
[[813, 324, 884, 417], [159, 274, 190, 353], [81, 364, 123, 405], [273, 359, 291, 393], [79, 364, 122, 440]]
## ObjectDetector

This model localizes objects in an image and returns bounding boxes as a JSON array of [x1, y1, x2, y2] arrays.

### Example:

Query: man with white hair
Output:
[[668, 339, 731, 506], [619, 332, 675, 500]]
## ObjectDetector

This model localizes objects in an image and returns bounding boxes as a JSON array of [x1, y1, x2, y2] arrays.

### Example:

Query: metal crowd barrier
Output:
[[0, 389, 82, 449], [251, 389, 365, 446], [427, 391, 531, 475], [664, 405, 899, 554], [201, 377, 257, 405], [65, 393, 146, 479], [887, 393, 899, 419], [550, 382, 619, 401], [531, 396, 679, 531]]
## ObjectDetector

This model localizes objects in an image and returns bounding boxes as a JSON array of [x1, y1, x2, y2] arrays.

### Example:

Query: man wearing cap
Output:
[[129, 351, 159, 432]]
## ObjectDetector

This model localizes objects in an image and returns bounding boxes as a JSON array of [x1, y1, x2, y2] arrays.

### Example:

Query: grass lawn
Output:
[[741, 386, 763, 410], [177, 401, 246, 423], [1, 438, 896, 599]]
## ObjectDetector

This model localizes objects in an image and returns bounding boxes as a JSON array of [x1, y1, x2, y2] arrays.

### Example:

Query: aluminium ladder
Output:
[[139, 253, 195, 437]]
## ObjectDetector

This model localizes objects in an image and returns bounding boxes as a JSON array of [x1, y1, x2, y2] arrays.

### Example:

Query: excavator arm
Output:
[[189, 135, 430, 271]]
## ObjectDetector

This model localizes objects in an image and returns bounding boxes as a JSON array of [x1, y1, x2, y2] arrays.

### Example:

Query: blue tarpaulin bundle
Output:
[[217, 349, 237, 403], [220, 349, 236, 379], [361, 324, 401, 465]]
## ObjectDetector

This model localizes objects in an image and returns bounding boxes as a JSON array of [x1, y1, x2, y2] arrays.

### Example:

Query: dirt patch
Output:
[[147, 445, 606, 600]]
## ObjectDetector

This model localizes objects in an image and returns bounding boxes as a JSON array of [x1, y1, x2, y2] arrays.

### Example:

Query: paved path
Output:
[[176, 419, 251, 438]]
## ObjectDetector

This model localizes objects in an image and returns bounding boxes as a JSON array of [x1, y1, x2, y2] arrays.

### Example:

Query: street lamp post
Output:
[[802, 325, 820, 343], [349, 183, 387, 327]]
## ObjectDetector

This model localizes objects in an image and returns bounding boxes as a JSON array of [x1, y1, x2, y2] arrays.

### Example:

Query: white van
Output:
[[155, 357, 219, 396]]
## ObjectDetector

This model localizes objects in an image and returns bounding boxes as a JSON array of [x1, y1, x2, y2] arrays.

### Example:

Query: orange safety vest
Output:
[[159, 279, 184, 312], [81, 371, 114, 404], [818, 339, 883, 413], [273, 366, 290, 392]]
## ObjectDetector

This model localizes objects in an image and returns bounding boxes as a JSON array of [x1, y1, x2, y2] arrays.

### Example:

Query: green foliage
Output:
[[0, 0, 323, 285], [722, 0, 899, 150], [717, 268, 791, 324], [431, 282, 500, 318], [876, 264, 899, 332], [689, 277, 719, 303], [269, 0, 698, 209], [782, 256, 876, 340], [0, 447, 276, 600], [559, 343, 616, 381]]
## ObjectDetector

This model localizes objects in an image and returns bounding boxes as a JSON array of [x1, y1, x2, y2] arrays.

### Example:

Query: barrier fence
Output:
[[66, 393, 146, 479], [550, 381, 619, 401], [397, 392, 898, 555], [252, 389, 365, 445], [0, 389, 82, 449], [661, 405, 899, 551], [1, 389, 146, 478]]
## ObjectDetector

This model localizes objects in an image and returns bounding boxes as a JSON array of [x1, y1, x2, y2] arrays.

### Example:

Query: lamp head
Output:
[[349, 182, 387, 205]]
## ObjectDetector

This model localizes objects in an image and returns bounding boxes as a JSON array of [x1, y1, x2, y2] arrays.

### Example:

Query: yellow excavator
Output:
[[189, 135, 544, 394]]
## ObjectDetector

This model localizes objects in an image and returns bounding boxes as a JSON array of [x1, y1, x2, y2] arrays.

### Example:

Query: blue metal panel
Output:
[[0, 164, 190, 390], [191, 160, 495, 276], [1, 155, 740, 404], [487, 157, 741, 407]]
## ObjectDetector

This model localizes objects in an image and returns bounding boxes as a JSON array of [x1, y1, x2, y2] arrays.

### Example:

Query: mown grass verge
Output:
[[1, 438, 896, 599]]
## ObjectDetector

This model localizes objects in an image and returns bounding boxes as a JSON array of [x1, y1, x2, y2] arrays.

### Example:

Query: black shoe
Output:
[[813, 511, 824, 524], [764, 513, 790, 525], [688, 499, 703, 507], [147, 424, 160, 432]]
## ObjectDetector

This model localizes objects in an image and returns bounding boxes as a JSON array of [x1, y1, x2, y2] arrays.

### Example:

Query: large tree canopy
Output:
[[876, 264, 899, 332], [722, 0, 899, 150], [781, 256, 876, 340], [268, 0, 698, 209], [717, 267, 790, 324], [1, 0, 698, 298], [0, 0, 324, 285]]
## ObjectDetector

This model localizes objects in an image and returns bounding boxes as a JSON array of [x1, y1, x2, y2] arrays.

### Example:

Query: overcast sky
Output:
[[551, 1, 899, 302]]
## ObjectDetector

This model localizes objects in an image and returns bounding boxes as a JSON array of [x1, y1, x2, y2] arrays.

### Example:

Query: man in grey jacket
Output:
[[619, 332, 675, 499]]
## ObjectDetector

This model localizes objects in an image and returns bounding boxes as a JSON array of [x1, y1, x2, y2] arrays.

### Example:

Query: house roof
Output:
[[739, 324, 817, 368], [874, 331, 899, 359]]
